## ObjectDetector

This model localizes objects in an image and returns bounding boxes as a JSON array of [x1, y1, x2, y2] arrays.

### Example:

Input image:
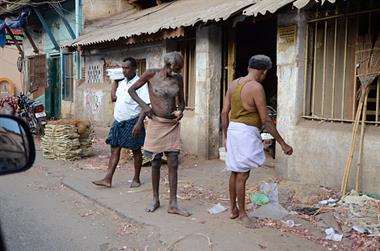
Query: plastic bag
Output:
[[208, 203, 227, 214], [260, 182, 279, 203]]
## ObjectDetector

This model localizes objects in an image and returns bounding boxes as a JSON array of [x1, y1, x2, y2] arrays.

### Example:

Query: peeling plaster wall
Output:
[[75, 42, 165, 127], [76, 29, 223, 160], [83, 0, 135, 25], [276, 11, 380, 194], [182, 24, 222, 159]]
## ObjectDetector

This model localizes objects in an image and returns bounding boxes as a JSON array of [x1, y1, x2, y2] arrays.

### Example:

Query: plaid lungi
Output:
[[106, 116, 145, 150]]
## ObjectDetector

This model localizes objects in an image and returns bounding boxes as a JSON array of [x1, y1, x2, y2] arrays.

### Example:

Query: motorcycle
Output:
[[17, 93, 47, 135], [261, 105, 276, 159]]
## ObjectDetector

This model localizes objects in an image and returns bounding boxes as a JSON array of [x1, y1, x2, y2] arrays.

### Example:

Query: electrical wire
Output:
[[0, 0, 65, 7]]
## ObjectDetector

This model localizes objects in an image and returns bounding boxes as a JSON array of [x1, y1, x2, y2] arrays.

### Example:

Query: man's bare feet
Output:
[[239, 215, 259, 229], [130, 180, 141, 188], [230, 207, 239, 219], [145, 200, 160, 213], [168, 206, 191, 217], [92, 179, 112, 188]]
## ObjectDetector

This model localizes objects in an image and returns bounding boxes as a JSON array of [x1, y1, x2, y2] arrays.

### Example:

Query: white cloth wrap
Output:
[[226, 121, 265, 173]]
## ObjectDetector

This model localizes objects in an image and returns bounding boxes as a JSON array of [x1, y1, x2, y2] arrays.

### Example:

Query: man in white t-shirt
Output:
[[92, 57, 150, 188]]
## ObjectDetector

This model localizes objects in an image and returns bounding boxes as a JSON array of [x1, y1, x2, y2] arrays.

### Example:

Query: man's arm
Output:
[[221, 88, 232, 146], [128, 70, 155, 118], [177, 75, 185, 113], [132, 110, 146, 137], [252, 84, 293, 155], [111, 80, 119, 102]]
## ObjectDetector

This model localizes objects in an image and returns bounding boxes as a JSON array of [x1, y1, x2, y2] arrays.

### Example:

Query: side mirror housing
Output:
[[0, 114, 35, 175]]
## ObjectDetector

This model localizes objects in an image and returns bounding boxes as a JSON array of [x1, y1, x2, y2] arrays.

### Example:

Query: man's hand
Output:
[[224, 137, 227, 152], [172, 110, 183, 121], [143, 104, 153, 118], [132, 123, 142, 137], [281, 142, 293, 155]]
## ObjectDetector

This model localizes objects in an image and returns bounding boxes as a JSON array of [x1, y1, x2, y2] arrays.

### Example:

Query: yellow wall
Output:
[[0, 46, 23, 95]]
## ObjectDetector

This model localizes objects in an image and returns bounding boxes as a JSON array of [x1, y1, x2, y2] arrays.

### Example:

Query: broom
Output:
[[341, 33, 380, 194]]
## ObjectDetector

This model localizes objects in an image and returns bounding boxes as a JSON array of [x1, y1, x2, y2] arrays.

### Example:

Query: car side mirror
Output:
[[0, 114, 35, 175]]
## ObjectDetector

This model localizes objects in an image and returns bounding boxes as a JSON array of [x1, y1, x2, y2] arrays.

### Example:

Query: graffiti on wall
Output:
[[84, 90, 103, 121]]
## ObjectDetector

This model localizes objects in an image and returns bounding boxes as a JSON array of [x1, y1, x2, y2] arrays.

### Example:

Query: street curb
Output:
[[61, 180, 154, 229]]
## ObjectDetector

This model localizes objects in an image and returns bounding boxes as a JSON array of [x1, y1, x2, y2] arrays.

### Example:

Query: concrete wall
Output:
[[76, 42, 166, 127], [43, 5, 76, 52], [0, 46, 23, 94], [276, 11, 380, 194], [83, 0, 134, 25], [77, 27, 223, 160], [181, 24, 222, 158]]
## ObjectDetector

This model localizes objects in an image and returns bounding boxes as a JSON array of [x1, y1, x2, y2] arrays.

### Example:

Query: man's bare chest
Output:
[[150, 76, 179, 99]]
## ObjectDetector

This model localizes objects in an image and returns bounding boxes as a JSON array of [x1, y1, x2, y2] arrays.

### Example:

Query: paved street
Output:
[[0, 150, 161, 251], [0, 141, 330, 251]]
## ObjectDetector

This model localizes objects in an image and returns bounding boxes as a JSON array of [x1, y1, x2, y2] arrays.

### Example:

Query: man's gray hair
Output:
[[164, 51, 183, 66], [248, 55, 272, 70]]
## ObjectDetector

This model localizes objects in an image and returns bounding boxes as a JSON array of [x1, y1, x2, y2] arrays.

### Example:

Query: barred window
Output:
[[28, 54, 46, 93], [86, 64, 103, 84], [303, 8, 380, 125]]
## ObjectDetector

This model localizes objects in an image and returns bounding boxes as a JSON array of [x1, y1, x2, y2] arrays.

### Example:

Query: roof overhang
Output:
[[242, 0, 337, 16], [69, 0, 339, 48], [68, 0, 258, 47]]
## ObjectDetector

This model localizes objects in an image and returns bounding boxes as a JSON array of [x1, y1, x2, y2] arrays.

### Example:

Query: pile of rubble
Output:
[[243, 181, 380, 251], [42, 119, 93, 160]]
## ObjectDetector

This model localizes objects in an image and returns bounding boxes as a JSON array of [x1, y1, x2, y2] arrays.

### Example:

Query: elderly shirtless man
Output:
[[128, 51, 190, 217], [221, 55, 293, 227]]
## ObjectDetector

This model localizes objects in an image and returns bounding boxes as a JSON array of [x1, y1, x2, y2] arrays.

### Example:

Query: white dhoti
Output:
[[226, 121, 265, 173]]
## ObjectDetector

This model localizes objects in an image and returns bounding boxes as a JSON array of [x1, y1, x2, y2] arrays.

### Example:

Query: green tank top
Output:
[[230, 79, 262, 128]]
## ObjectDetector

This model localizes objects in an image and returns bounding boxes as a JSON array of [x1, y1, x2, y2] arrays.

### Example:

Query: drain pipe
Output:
[[75, 0, 81, 80], [75, 0, 81, 37]]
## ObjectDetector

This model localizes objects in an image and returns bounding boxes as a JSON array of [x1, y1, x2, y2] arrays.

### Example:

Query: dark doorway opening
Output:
[[235, 17, 278, 108], [45, 56, 61, 119]]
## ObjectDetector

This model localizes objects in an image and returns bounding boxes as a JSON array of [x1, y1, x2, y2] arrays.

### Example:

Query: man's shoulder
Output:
[[145, 68, 160, 75], [130, 75, 140, 83], [247, 80, 264, 91]]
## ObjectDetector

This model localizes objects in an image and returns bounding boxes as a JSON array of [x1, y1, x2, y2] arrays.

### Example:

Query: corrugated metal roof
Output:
[[243, 0, 337, 16], [293, 0, 336, 9], [70, 0, 257, 47], [242, 0, 294, 16], [292, 0, 311, 9]]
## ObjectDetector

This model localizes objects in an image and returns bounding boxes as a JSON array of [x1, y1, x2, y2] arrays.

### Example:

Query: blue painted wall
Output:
[[42, 1, 76, 52]]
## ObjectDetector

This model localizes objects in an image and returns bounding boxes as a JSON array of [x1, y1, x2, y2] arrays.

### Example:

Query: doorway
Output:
[[219, 17, 278, 150], [235, 17, 278, 108]]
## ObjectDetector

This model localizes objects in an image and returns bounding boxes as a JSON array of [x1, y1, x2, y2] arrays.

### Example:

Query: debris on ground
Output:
[[335, 190, 380, 237], [250, 193, 269, 205], [244, 179, 380, 250], [250, 202, 289, 220], [319, 198, 338, 206], [177, 183, 223, 202], [324, 227, 343, 242], [260, 182, 279, 203], [293, 207, 320, 216], [208, 203, 227, 214]]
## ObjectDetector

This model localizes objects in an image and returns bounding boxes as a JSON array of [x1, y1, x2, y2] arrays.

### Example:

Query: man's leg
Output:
[[146, 155, 161, 212], [130, 148, 142, 188], [236, 171, 253, 226], [167, 153, 191, 217], [229, 172, 239, 219], [92, 146, 121, 188]]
